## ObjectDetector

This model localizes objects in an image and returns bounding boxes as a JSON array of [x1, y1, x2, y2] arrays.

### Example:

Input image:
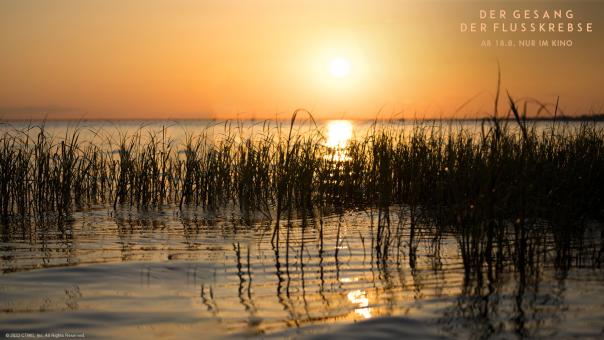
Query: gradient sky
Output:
[[1, 0, 602, 120]]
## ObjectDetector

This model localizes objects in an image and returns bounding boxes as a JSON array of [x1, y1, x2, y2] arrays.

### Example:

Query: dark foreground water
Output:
[[1, 206, 603, 339]]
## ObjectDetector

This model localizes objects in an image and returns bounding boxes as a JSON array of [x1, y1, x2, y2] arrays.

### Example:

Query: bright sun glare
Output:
[[329, 58, 351, 78], [326, 120, 353, 149]]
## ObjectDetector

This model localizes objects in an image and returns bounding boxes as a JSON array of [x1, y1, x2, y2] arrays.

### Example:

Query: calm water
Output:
[[4, 119, 590, 144], [1, 205, 603, 339], [1, 120, 603, 339]]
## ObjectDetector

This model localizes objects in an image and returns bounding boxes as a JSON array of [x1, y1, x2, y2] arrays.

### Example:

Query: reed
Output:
[[0, 99, 602, 230]]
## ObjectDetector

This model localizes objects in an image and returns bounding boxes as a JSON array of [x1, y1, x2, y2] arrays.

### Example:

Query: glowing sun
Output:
[[329, 58, 351, 78]]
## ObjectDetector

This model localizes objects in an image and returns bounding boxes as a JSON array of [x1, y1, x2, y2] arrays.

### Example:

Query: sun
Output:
[[329, 58, 351, 78]]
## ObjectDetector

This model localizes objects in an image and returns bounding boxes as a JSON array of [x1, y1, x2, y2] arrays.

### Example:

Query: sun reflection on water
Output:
[[325, 120, 353, 149], [324, 120, 353, 162], [347, 289, 372, 319]]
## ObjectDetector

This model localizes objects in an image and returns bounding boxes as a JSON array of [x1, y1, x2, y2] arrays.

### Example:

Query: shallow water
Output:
[[1, 206, 603, 339], [1, 119, 604, 338], [3, 119, 596, 146]]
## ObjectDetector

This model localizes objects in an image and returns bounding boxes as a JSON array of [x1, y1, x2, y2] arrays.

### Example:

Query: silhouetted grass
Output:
[[0, 99, 603, 230]]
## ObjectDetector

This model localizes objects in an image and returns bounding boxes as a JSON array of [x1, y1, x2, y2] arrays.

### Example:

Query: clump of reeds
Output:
[[0, 123, 111, 220], [0, 99, 603, 228]]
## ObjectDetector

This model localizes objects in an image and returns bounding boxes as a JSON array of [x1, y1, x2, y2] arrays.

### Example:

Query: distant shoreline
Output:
[[1, 113, 603, 123]]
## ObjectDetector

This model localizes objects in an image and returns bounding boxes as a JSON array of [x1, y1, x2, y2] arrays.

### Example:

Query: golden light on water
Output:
[[324, 120, 353, 162], [325, 120, 353, 149], [347, 289, 372, 319]]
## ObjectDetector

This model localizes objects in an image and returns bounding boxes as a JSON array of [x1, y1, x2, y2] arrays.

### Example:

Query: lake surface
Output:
[[3, 118, 592, 144], [1, 120, 603, 339], [1, 205, 603, 339]]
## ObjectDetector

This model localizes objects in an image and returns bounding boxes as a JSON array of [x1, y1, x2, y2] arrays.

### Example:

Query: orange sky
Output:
[[0, 0, 602, 120]]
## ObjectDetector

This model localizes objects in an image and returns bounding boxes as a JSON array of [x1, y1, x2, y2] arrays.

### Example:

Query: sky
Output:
[[0, 0, 603, 120]]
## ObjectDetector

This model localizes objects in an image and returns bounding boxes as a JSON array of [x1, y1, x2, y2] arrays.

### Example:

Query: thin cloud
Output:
[[0, 106, 83, 120]]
